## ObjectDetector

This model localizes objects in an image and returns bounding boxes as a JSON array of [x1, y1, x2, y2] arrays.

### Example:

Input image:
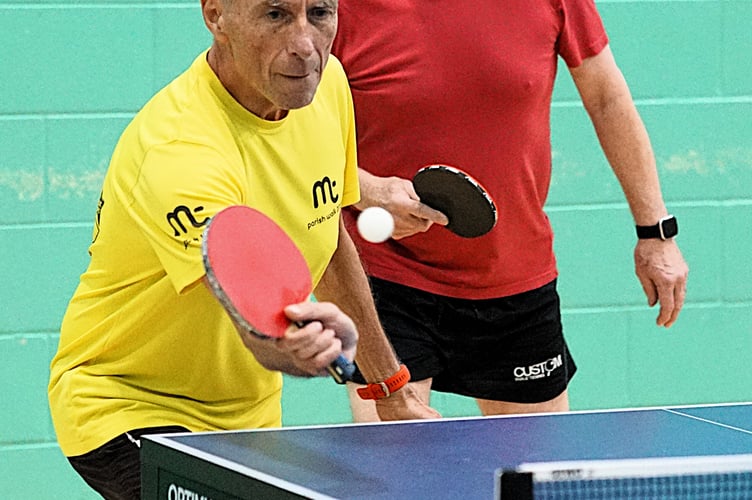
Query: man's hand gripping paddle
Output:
[[202, 205, 355, 384]]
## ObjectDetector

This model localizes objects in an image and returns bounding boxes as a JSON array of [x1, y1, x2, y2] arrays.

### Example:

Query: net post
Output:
[[496, 470, 533, 500]]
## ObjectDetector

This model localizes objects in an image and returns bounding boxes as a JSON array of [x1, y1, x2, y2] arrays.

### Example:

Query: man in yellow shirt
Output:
[[48, 0, 439, 497]]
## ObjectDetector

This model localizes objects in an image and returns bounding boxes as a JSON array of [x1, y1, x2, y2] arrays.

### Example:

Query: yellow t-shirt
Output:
[[48, 51, 359, 457]]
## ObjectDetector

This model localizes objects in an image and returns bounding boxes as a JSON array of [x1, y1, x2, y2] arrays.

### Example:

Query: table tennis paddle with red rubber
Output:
[[202, 205, 355, 384], [412, 164, 497, 238]]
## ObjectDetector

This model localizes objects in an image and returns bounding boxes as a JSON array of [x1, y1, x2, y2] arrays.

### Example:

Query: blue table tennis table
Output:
[[141, 402, 752, 499]]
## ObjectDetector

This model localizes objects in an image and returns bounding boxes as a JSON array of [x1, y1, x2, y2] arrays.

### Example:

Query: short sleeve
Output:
[[329, 56, 361, 209], [132, 142, 243, 294], [557, 0, 610, 68]]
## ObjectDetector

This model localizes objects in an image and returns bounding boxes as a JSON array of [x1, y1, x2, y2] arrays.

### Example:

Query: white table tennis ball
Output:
[[357, 207, 395, 243]]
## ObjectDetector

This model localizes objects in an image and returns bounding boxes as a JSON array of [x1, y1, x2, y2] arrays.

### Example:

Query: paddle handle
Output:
[[328, 355, 356, 384], [293, 321, 355, 384]]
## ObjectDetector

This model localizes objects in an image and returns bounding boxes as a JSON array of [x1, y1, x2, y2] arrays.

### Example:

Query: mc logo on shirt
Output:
[[166, 205, 210, 237], [311, 176, 339, 209]]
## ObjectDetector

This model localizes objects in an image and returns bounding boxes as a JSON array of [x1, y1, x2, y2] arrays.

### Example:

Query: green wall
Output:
[[1, 1, 750, 498]]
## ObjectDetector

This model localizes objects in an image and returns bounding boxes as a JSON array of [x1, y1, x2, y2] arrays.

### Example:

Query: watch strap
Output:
[[357, 364, 411, 400], [636, 215, 678, 240]]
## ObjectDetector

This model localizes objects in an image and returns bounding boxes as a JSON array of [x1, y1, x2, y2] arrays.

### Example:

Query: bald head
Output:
[[201, 0, 338, 120]]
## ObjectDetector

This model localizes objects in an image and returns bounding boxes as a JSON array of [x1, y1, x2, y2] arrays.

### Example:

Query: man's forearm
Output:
[[590, 94, 667, 224], [314, 218, 401, 382], [572, 46, 668, 225]]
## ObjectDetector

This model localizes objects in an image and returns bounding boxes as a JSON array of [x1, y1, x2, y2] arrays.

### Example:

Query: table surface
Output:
[[141, 402, 752, 499]]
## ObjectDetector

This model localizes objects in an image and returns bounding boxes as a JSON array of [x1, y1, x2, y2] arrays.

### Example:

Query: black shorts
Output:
[[352, 278, 576, 403], [67, 425, 189, 500]]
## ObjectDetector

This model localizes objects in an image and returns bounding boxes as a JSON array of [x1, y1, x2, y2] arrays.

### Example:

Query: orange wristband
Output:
[[356, 364, 411, 400]]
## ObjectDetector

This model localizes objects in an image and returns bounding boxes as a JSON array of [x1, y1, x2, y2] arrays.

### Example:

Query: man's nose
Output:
[[288, 20, 316, 58]]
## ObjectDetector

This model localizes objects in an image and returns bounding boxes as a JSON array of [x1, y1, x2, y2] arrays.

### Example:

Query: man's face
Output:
[[213, 0, 338, 118]]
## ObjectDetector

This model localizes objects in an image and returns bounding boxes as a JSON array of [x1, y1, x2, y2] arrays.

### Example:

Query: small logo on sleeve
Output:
[[166, 205, 210, 249]]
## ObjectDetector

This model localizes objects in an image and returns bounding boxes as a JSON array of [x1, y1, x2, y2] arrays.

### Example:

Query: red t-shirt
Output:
[[332, 0, 608, 299]]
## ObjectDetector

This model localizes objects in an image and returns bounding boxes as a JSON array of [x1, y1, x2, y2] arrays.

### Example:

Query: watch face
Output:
[[660, 216, 678, 239]]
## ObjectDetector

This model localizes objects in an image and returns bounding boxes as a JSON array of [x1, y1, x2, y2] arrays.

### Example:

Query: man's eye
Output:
[[267, 10, 283, 20], [309, 7, 333, 20]]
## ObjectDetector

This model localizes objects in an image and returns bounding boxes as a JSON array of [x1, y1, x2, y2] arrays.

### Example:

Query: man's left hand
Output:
[[634, 239, 689, 328]]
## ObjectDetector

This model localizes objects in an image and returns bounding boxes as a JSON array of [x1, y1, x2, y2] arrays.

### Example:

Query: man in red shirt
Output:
[[332, 0, 688, 419]]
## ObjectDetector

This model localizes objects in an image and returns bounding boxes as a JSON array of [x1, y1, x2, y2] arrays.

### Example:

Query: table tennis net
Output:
[[497, 454, 752, 499]]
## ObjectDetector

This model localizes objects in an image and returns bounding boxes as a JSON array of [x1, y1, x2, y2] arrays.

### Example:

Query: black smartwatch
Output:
[[636, 215, 678, 240]]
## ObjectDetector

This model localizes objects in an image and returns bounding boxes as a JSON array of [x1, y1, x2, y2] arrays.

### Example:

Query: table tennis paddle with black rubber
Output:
[[202, 205, 355, 384], [412, 164, 497, 238]]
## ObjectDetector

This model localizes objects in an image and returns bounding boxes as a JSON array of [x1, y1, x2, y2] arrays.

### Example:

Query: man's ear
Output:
[[201, 0, 227, 40]]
